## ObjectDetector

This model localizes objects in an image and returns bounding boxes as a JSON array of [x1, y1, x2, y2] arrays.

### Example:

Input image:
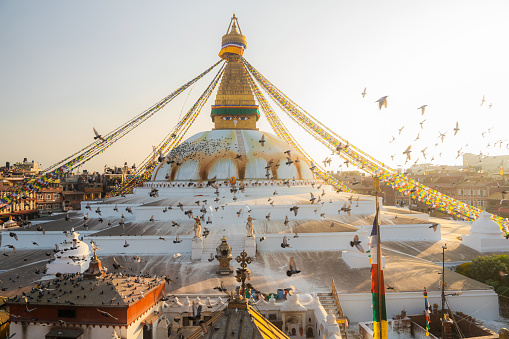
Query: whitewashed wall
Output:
[[256, 232, 357, 252], [358, 223, 441, 242], [82, 235, 193, 255], [1, 231, 96, 249]]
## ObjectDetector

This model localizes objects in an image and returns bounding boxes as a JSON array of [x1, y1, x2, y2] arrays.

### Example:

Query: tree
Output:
[[455, 254, 509, 291]]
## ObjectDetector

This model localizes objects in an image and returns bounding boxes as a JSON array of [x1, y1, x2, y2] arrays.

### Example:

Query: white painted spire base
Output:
[[191, 237, 204, 260], [245, 236, 256, 257]]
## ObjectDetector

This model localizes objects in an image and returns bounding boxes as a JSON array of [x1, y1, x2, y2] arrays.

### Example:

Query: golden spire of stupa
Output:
[[212, 14, 259, 130]]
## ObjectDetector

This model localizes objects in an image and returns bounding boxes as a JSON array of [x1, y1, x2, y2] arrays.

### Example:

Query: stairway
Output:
[[200, 234, 246, 262], [317, 292, 348, 338]]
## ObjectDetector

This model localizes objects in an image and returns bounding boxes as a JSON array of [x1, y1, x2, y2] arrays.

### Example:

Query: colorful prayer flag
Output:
[[371, 205, 387, 339], [424, 288, 431, 336]]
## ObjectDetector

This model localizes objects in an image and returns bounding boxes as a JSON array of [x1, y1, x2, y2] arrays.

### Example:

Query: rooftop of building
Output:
[[6, 272, 164, 307]]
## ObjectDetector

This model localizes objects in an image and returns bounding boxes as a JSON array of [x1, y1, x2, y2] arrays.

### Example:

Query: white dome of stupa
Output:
[[151, 130, 315, 181]]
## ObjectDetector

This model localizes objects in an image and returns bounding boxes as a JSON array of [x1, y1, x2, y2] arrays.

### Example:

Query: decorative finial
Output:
[[235, 250, 252, 269], [372, 176, 381, 194]]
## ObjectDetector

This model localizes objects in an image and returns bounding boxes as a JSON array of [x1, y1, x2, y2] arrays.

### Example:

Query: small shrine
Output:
[[46, 228, 91, 275], [216, 236, 233, 275]]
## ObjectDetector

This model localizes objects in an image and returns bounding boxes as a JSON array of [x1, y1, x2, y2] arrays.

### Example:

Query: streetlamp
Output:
[[441, 244, 447, 339]]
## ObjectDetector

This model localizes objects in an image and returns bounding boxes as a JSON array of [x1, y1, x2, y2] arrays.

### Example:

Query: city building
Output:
[[36, 180, 64, 215], [6, 254, 167, 339]]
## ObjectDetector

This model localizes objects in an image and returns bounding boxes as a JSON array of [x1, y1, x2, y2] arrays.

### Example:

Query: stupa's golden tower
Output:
[[211, 15, 260, 130]]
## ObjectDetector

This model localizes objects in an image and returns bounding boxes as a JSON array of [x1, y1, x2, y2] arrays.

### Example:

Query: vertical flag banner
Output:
[[424, 288, 431, 336], [371, 205, 388, 339]]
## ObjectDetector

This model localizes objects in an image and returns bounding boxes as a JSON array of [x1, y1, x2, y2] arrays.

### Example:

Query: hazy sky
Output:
[[1, 0, 508, 173]]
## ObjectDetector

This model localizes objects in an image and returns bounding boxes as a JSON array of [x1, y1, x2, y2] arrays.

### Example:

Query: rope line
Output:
[[243, 58, 509, 231], [0, 60, 223, 208], [109, 63, 226, 196]]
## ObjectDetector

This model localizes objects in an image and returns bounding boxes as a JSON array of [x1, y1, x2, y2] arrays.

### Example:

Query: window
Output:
[[58, 309, 76, 318]]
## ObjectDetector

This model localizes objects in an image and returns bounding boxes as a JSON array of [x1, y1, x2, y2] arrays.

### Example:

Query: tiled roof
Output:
[[188, 305, 288, 339], [7, 273, 164, 307]]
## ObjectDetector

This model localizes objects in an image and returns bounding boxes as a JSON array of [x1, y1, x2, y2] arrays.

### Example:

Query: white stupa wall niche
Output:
[[462, 211, 508, 252]]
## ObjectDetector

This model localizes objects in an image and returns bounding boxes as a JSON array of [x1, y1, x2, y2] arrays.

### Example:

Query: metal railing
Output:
[[332, 278, 348, 338]]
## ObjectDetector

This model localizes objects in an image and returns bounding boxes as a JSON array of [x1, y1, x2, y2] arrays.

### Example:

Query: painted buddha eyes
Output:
[[221, 116, 249, 121]]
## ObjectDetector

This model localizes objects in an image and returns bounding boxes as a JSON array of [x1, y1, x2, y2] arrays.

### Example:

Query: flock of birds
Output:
[[357, 89, 504, 171]]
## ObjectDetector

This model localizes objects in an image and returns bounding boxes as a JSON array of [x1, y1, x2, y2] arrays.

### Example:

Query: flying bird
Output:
[[112, 257, 124, 270], [214, 281, 227, 293], [286, 257, 301, 276], [97, 308, 119, 320], [429, 223, 439, 232], [361, 87, 367, 98], [480, 95, 485, 106], [350, 235, 365, 253], [453, 122, 460, 136], [93, 127, 106, 142], [417, 105, 427, 115], [259, 134, 265, 147], [281, 236, 290, 248], [190, 302, 202, 322], [173, 234, 181, 244], [419, 119, 426, 129], [403, 145, 412, 162], [438, 131, 447, 142], [375, 96, 388, 110]]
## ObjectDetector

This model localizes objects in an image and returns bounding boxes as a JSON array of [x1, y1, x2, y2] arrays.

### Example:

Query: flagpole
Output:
[[374, 176, 383, 339]]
